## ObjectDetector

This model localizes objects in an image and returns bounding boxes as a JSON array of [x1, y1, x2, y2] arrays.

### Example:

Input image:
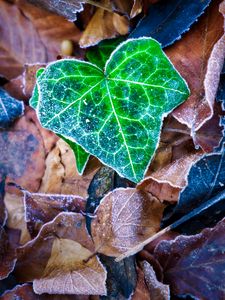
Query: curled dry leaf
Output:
[[79, 0, 129, 48], [91, 188, 165, 257], [39, 139, 101, 198], [0, 0, 81, 80], [138, 153, 202, 202], [16, 212, 107, 295], [24, 191, 86, 237], [153, 218, 225, 299], [4, 193, 31, 245], [142, 261, 170, 300], [167, 0, 225, 131]]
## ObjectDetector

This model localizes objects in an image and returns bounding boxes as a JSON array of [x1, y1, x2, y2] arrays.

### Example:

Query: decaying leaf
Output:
[[24, 191, 86, 237], [0, 0, 81, 80], [167, 0, 225, 131], [138, 153, 202, 202], [39, 139, 101, 198], [16, 212, 107, 295], [79, 1, 129, 48], [131, 0, 211, 47], [91, 188, 165, 257], [0, 108, 45, 192], [4, 193, 31, 245], [132, 266, 150, 300], [163, 150, 225, 233], [142, 261, 170, 300], [153, 218, 225, 299], [0, 89, 24, 129]]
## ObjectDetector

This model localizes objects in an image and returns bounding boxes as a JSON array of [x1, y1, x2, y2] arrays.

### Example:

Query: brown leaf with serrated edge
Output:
[[39, 139, 101, 198], [16, 212, 106, 295], [142, 261, 169, 300], [23, 191, 86, 237], [79, 0, 129, 48], [4, 193, 31, 245], [0, 283, 95, 299], [0, 0, 80, 80], [91, 188, 165, 257], [153, 218, 225, 299], [166, 0, 225, 132], [138, 153, 202, 202]]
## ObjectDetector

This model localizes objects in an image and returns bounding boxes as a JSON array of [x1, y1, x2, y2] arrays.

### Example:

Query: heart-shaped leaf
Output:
[[35, 38, 189, 182]]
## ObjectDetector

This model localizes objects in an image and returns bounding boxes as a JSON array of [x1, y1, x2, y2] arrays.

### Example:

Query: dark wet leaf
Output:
[[130, 0, 211, 48], [153, 218, 225, 299], [100, 255, 137, 300], [0, 89, 24, 129], [163, 150, 225, 233]]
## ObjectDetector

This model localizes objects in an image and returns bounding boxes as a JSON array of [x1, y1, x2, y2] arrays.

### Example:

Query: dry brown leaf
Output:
[[1, 107, 45, 193], [166, 0, 225, 132], [0, 0, 80, 80], [138, 153, 202, 202], [39, 139, 100, 198], [24, 191, 86, 237], [16, 212, 107, 295], [79, 0, 129, 48], [132, 266, 150, 300], [4, 193, 30, 245], [142, 261, 170, 300], [91, 188, 165, 257], [4, 64, 46, 102]]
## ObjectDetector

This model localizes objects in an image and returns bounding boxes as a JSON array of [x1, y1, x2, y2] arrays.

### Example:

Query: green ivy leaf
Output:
[[30, 68, 90, 175], [57, 134, 90, 175], [36, 38, 189, 183], [86, 37, 125, 69]]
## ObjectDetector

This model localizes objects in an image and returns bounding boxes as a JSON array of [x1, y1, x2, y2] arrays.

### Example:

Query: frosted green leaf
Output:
[[86, 37, 124, 69], [57, 134, 90, 175], [36, 38, 189, 183], [30, 68, 90, 175]]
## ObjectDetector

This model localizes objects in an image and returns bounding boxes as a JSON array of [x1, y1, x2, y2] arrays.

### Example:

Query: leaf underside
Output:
[[35, 38, 189, 182]]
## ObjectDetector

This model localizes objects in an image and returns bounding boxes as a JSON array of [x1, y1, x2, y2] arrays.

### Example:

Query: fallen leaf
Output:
[[1, 107, 46, 193], [4, 64, 46, 102], [0, 227, 17, 280], [130, 0, 211, 47], [4, 193, 31, 245], [91, 188, 165, 257], [153, 218, 225, 299], [138, 153, 202, 202], [142, 261, 169, 300], [26, 0, 86, 21], [0, 0, 80, 80], [162, 150, 225, 233], [79, 0, 129, 48], [39, 139, 101, 198], [0, 283, 93, 299], [16, 212, 107, 295], [99, 255, 137, 299], [132, 266, 150, 300], [167, 0, 225, 131], [0, 89, 24, 129], [24, 190, 86, 237]]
